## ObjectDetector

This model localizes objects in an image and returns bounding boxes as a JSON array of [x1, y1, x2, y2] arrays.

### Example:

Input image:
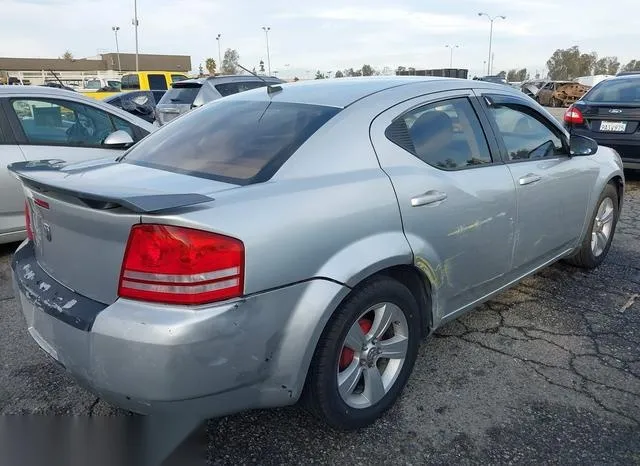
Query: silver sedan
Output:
[[9, 76, 624, 430]]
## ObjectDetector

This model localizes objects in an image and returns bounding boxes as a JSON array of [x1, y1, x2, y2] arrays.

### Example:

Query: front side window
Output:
[[385, 97, 493, 170], [122, 99, 340, 184], [11, 99, 121, 147], [487, 104, 564, 161]]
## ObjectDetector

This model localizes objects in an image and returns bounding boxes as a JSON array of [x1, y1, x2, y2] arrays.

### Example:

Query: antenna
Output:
[[236, 63, 282, 95]]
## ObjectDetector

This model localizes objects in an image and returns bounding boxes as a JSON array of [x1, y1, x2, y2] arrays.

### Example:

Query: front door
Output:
[[475, 93, 598, 272], [370, 91, 517, 321]]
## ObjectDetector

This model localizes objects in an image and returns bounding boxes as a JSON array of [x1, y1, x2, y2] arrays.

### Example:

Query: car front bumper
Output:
[[11, 240, 349, 418]]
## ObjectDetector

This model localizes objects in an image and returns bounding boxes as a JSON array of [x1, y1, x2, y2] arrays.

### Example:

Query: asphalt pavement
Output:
[[1, 113, 638, 464]]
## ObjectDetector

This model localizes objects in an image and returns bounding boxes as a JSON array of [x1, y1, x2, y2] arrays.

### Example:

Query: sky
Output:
[[1, 0, 639, 79]]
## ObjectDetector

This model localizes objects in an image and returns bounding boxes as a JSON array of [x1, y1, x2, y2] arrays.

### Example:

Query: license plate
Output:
[[600, 121, 627, 132]]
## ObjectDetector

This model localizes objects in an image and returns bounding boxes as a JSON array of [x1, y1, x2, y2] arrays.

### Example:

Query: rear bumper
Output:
[[11, 240, 349, 417]]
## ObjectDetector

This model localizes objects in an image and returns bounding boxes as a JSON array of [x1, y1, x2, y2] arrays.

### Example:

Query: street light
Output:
[[111, 26, 121, 72], [262, 26, 271, 76], [216, 34, 222, 74], [132, 0, 140, 71], [478, 12, 506, 75], [445, 44, 459, 68]]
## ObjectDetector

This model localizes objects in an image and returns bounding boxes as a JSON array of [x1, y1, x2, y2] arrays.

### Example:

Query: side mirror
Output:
[[103, 130, 134, 148], [569, 134, 598, 156]]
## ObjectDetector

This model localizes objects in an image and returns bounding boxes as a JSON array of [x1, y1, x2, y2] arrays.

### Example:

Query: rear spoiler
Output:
[[7, 159, 214, 214]]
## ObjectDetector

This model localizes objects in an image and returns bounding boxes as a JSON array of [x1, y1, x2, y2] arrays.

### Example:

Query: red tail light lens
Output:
[[25, 201, 33, 241], [118, 224, 245, 305], [564, 106, 584, 125]]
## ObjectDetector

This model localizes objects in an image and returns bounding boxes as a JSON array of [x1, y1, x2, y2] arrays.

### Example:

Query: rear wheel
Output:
[[303, 277, 421, 430], [565, 183, 619, 269]]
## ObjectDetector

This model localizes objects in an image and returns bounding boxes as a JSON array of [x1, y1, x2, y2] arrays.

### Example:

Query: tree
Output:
[[221, 48, 240, 75], [259, 60, 265, 73], [594, 56, 620, 75], [497, 70, 507, 79], [198, 64, 204, 77], [516, 68, 529, 81], [361, 64, 375, 76], [396, 66, 407, 75], [546, 46, 598, 80], [205, 58, 216, 75], [334, 70, 344, 78], [507, 69, 518, 82], [623, 59, 640, 72], [315, 70, 326, 79], [61, 50, 73, 60]]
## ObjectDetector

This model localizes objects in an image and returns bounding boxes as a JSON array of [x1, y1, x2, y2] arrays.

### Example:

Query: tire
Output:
[[565, 183, 619, 269], [303, 276, 421, 431]]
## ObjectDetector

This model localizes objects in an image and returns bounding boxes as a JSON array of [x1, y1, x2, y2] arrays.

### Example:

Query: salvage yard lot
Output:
[[1, 119, 639, 462]]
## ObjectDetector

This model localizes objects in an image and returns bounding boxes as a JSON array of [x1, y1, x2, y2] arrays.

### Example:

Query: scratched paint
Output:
[[448, 217, 494, 237], [22, 264, 35, 281], [415, 254, 461, 289]]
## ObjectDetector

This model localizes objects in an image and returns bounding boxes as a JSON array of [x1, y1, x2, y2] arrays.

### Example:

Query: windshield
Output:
[[122, 99, 340, 184], [159, 85, 201, 105], [584, 78, 640, 103]]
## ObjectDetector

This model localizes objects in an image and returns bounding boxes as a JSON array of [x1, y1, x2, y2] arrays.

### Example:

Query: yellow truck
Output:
[[79, 71, 189, 100]]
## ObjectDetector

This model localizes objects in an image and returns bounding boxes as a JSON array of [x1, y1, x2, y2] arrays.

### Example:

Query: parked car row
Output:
[[5, 76, 626, 433]]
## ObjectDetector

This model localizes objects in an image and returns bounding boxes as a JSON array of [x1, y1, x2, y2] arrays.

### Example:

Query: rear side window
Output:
[[148, 74, 168, 90], [171, 74, 188, 83], [160, 84, 201, 104], [121, 74, 140, 90], [215, 82, 240, 97], [386, 97, 492, 170], [122, 100, 340, 184], [585, 79, 640, 103]]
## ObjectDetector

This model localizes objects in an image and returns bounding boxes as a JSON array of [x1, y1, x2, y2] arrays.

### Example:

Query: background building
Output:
[[0, 53, 192, 85]]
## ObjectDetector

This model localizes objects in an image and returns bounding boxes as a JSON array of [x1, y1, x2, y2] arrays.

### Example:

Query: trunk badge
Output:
[[43, 223, 52, 242], [609, 109, 623, 114]]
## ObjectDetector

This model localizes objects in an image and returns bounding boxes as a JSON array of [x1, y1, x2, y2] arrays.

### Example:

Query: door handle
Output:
[[410, 190, 447, 207], [518, 173, 542, 186]]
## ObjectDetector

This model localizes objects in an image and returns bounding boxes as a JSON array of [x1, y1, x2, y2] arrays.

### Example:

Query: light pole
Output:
[[478, 12, 506, 76], [262, 26, 271, 76], [112, 26, 121, 72], [132, 0, 139, 71], [445, 44, 459, 68], [216, 34, 222, 74]]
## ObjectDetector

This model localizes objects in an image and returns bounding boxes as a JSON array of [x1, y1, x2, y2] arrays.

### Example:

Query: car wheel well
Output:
[[609, 176, 624, 210], [354, 264, 433, 338]]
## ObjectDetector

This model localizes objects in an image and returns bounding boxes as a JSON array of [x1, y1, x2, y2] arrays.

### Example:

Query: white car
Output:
[[0, 86, 155, 244]]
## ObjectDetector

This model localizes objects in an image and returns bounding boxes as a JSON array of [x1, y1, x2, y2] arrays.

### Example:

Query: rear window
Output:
[[585, 79, 640, 103], [148, 74, 168, 90], [215, 81, 266, 97], [121, 74, 140, 90], [122, 99, 340, 184], [159, 84, 201, 104]]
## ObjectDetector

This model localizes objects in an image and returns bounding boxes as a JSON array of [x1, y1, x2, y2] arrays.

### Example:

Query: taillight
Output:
[[564, 105, 584, 125], [25, 201, 33, 241], [118, 224, 244, 305]]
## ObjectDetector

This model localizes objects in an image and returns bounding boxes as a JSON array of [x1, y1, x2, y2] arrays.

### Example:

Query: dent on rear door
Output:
[[369, 91, 518, 322], [0, 145, 28, 235]]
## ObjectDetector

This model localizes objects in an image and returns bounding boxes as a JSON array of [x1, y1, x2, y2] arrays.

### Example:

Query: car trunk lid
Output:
[[578, 102, 640, 135], [9, 159, 237, 304]]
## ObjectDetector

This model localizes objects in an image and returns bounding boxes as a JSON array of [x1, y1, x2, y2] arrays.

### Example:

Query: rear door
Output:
[[475, 92, 597, 271], [370, 90, 517, 319], [0, 102, 28, 238]]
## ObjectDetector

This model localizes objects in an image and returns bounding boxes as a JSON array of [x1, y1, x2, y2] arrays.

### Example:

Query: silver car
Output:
[[0, 86, 155, 244], [155, 74, 284, 126], [9, 77, 624, 430]]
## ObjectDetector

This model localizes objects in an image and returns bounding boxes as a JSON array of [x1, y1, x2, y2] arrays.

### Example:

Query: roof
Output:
[[228, 76, 447, 108]]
